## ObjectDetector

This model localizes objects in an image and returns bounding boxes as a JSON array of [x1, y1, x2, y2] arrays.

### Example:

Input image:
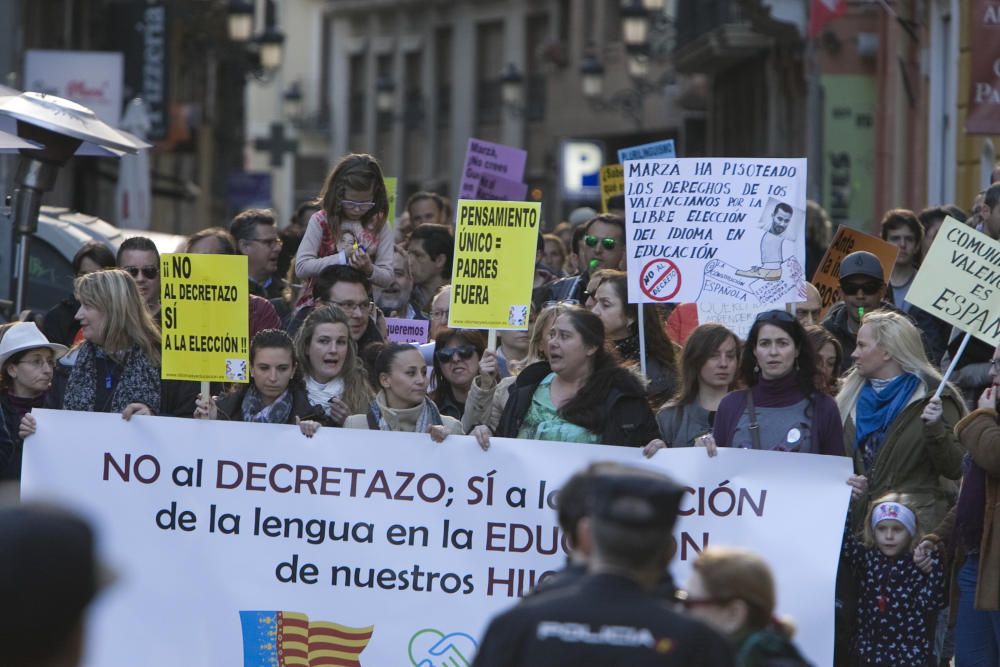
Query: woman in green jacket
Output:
[[836, 310, 964, 532]]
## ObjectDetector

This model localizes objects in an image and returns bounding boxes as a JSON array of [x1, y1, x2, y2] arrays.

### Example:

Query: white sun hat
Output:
[[0, 322, 69, 368]]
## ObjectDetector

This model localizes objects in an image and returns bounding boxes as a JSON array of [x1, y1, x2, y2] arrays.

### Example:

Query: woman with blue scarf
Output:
[[836, 311, 964, 533]]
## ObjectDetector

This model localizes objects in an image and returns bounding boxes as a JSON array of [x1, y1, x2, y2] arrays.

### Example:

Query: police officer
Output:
[[472, 466, 734, 667]]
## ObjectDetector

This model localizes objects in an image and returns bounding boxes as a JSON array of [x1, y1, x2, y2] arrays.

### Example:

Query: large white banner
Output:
[[624, 157, 808, 305], [22, 410, 850, 667]]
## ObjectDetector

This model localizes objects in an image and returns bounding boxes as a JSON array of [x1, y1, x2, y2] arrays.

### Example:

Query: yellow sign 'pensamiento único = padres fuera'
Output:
[[160, 253, 250, 383], [449, 200, 541, 330]]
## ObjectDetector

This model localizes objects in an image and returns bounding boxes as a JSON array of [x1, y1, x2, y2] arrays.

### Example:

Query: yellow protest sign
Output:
[[160, 254, 250, 382], [385, 176, 397, 226], [907, 217, 1000, 345], [600, 165, 624, 213], [811, 226, 898, 318], [449, 200, 541, 330]]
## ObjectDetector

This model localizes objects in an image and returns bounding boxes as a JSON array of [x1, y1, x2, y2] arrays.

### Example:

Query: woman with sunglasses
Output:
[[643, 323, 740, 457], [194, 329, 323, 435], [295, 154, 395, 308], [835, 311, 963, 533], [430, 329, 487, 421], [293, 305, 373, 426], [684, 547, 809, 666], [709, 309, 843, 455], [39, 270, 162, 420], [589, 271, 679, 406], [344, 343, 463, 441], [0, 323, 67, 480], [477, 308, 657, 449]]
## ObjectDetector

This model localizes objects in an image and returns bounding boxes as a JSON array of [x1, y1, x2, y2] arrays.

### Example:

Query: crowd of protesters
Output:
[[5, 151, 1000, 666]]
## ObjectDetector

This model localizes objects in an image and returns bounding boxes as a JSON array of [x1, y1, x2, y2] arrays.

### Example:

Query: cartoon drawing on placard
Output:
[[736, 200, 798, 282], [695, 197, 805, 305]]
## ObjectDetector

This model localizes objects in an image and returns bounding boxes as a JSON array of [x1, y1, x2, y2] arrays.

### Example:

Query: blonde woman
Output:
[[43, 269, 162, 419], [463, 304, 567, 440], [293, 305, 372, 425], [836, 310, 964, 532]]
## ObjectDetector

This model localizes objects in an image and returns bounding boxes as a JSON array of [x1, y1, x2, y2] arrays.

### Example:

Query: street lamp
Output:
[[282, 81, 303, 120], [226, 0, 254, 43], [376, 76, 395, 113], [256, 0, 285, 70], [500, 63, 524, 107], [621, 2, 651, 47], [580, 53, 605, 99]]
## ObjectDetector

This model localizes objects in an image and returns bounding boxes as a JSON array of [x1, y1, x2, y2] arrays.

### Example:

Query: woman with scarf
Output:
[[42, 269, 161, 419], [589, 270, 678, 406], [836, 310, 964, 532], [710, 310, 843, 455], [293, 305, 372, 425], [0, 322, 67, 480], [194, 329, 322, 434], [344, 343, 463, 440]]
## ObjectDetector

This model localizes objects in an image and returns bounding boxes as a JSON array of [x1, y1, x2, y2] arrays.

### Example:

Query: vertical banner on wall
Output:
[[967, 0, 1000, 134], [821, 75, 876, 232]]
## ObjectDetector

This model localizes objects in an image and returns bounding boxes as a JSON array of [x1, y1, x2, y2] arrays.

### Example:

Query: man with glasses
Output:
[[287, 266, 384, 354], [230, 208, 285, 301], [821, 250, 910, 372], [116, 236, 161, 319], [535, 214, 626, 308]]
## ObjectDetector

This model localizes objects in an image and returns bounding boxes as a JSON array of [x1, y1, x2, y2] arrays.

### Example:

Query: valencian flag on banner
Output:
[[240, 611, 374, 666]]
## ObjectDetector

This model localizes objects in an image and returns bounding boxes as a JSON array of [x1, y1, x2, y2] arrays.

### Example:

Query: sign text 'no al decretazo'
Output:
[[624, 158, 808, 305], [160, 253, 249, 383]]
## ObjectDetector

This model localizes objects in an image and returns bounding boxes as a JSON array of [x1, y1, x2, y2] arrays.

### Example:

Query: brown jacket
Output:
[[927, 408, 1000, 611]]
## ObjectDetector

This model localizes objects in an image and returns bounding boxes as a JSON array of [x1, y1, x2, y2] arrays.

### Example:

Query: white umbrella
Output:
[[114, 98, 152, 229]]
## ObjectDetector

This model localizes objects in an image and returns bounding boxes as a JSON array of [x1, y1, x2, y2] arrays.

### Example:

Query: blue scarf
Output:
[[855, 373, 920, 468]]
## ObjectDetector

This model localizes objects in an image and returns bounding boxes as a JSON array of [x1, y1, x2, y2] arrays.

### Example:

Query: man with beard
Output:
[[376, 245, 425, 320], [736, 202, 793, 282]]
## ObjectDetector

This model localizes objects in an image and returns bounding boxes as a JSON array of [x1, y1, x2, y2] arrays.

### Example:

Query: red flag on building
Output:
[[809, 0, 847, 38]]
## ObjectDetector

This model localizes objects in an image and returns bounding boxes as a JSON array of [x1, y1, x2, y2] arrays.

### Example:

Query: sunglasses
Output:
[[840, 280, 882, 295], [584, 235, 617, 250], [341, 199, 376, 213], [754, 309, 796, 324], [435, 345, 476, 363], [123, 266, 159, 280]]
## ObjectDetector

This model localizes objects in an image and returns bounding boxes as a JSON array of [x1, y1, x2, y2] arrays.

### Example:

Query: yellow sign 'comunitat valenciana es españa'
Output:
[[906, 216, 1000, 345], [160, 253, 250, 383], [449, 200, 541, 330]]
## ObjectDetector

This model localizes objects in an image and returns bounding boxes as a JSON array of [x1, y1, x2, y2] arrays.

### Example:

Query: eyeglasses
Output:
[[754, 309, 796, 324], [341, 199, 376, 213], [990, 358, 1000, 370], [542, 299, 579, 308], [17, 356, 56, 369], [435, 345, 476, 363], [840, 280, 882, 295], [249, 237, 281, 248], [123, 266, 159, 280], [430, 310, 450, 321], [584, 235, 617, 250], [327, 299, 373, 315]]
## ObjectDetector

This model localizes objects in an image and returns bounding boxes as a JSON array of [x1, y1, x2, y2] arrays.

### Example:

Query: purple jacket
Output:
[[713, 374, 846, 456]]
